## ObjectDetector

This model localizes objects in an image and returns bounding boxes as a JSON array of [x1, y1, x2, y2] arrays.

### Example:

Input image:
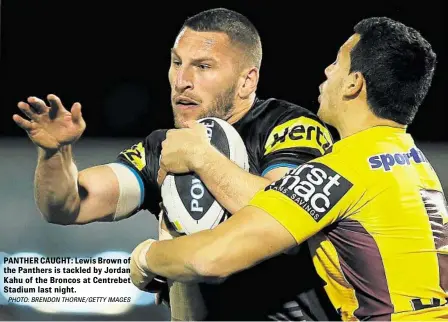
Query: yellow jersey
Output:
[[249, 126, 448, 321]]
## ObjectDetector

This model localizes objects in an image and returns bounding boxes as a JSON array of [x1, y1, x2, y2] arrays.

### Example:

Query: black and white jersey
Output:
[[114, 97, 340, 321]]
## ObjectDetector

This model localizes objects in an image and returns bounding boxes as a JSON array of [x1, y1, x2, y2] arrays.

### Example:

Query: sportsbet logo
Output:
[[266, 162, 352, 222], [264, 117, 332, 156], [368, 147, 428, 171], [120, 142, 146, 171]]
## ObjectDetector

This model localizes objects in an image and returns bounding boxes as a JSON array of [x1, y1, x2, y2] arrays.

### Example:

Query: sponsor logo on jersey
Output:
[[266, 162, 352, 222], [368, 147, 428, 172], [120, 142, 146, 171], [264, 117, 332, 156]]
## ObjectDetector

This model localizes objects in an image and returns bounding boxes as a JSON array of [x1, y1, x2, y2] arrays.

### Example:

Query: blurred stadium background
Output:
[[0, 1, 446, 320]]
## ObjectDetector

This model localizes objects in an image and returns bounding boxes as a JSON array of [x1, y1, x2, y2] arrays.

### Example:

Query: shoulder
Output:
[[313, 146, 372, 196], [259, 98, 331, 138], [259, 98, 334, 155], [257, 97, 320, 120], [117, 129, 168, 171]]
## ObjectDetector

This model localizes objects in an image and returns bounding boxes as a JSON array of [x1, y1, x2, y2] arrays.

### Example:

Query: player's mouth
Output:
[[174, 96, 200, 110]]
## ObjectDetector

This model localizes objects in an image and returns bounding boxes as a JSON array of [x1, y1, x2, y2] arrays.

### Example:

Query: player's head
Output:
[[318, 17, 436, 129], [169, 8, 262, 128]]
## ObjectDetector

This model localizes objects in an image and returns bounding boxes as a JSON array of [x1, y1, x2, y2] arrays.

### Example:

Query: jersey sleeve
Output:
[[114, 129, 167, 216], [260, 110, 334, 176], [249, 160, 359, 244]]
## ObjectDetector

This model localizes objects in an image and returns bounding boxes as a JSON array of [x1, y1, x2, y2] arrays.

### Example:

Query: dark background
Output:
[[0, 1, 446, 320], [0, 1, 446, 141]]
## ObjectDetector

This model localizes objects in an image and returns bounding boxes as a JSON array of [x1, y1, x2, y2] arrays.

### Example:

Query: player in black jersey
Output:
[[129, 97, 336, 321], [13, 8, 338, 321]]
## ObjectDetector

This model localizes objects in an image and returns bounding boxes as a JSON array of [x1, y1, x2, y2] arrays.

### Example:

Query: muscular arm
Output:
[[35, 146, 119, 225], [15, 95, 147, 225], [194, 145, 292, 214], [145, 205, 297, 282]]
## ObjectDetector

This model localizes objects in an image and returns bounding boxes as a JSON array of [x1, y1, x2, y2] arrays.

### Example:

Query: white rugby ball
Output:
[[161, 117, 249, 235]]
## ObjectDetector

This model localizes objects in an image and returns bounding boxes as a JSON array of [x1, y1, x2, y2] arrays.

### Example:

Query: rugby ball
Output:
[[161, 117, 249, 235]]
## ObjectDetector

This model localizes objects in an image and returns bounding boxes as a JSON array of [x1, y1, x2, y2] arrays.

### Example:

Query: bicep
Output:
[[76, 163, 143, 224]]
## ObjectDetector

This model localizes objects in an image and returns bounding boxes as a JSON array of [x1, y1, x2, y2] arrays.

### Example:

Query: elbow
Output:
[[44, 215, 76, 226], [38, 198, 80, 226], [41, 211, 77, 226]]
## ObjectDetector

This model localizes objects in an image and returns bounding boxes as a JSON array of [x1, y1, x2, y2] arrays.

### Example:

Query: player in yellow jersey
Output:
[[129, 17, 447, 320]]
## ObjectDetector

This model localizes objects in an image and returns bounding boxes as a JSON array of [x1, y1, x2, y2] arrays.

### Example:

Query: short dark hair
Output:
[[350, 17, 437, 125], [180, 8, 262, 69]]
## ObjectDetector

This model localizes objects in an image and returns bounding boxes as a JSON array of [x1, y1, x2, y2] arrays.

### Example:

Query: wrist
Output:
[[137, 239, 156, 274], [38, 147, 59, 160], [38, 145, 71, 161]]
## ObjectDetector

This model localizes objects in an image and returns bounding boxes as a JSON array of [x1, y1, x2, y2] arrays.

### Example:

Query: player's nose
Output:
[[174, 67, 194, 92]]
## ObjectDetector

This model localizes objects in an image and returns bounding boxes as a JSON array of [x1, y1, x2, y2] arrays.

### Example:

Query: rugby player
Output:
[[131, 17, 448, 320], [13, 8, 338, 322]]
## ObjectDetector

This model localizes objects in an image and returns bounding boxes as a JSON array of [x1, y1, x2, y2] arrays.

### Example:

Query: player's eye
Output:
[[198, 64, 210, 70], [172, 60, 181, 67]]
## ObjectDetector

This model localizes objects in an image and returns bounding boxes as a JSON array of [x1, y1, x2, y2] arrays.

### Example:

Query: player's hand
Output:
[[154, 283, 170, 306], [157, 168, 167, 187], [130, 239, 157, 290], [13, 95, 86, 152], [160, 121, 211, 174]]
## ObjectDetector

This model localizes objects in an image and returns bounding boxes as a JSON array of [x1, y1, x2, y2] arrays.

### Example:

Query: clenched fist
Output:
[[160, 121, 211, 174]]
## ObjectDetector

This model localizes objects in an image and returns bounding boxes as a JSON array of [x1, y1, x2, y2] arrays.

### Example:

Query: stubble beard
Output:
[[172, 83, 237, 128]]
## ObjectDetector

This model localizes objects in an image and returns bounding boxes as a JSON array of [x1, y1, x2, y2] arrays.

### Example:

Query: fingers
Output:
[[155, 292, 161, 305], [157, 168, 167, 186], [17, 102, 39, 121], [165, 128, 175, 138], [187, 121, 207, 134], [27, 96, 50, 114], [70, 103, 83, 124], [47, 94, 67, 118], [12, 114, 34, 131], [186, 119, 205, 128], [185, 120, 197, 128], [47, 94, 66, 111], [159, 143, 169, 172]]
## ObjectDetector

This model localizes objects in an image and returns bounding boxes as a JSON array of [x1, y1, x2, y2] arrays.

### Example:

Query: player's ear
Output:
[[238, 66, 259, 99], [343, 71, 364, 99]]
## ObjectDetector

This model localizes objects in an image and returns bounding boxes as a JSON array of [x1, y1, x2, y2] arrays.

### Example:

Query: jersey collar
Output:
[[332, 126, 407, 152]]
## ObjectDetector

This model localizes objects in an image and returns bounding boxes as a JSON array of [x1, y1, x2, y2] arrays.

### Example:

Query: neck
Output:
[[226, 93, 256, 125], [336, 104, 406, 139]]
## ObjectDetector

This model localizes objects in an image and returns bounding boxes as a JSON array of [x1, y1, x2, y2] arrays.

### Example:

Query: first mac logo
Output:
[[266, 163, 352, 222]]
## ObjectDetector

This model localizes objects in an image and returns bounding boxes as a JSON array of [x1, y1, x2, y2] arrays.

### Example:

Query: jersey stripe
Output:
[[420, 189, 448, 294], [261, 163, 298, 176], [326, 219, 394, 319], [115, 162, 145, 206]]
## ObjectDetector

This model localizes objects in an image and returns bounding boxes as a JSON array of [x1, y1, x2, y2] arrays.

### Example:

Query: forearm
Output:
[[146, 230, 218, 283], [144, 205, 297, 283], [34, 146, 80, 223], [195, 146, 270, 214]]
